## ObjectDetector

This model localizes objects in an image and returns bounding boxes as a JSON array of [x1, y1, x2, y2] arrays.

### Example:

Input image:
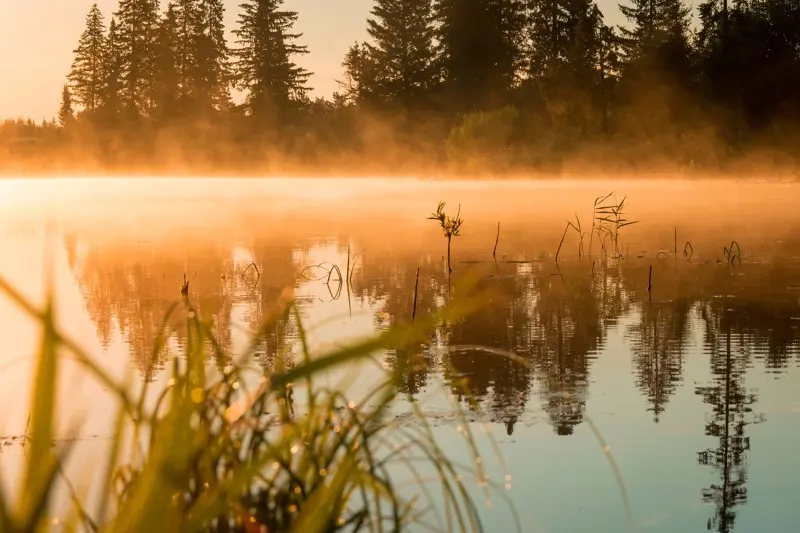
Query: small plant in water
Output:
[[591, 192, 638, 258], [723, 240, 742, 265], [555, 214, 585, 263], [428, 201, 464, 274]]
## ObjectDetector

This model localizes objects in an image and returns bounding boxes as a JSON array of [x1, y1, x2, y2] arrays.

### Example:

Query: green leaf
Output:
[[21, 294, 58, 527]]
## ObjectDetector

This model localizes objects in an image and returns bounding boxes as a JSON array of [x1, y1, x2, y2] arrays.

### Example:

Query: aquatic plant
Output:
[[723, 240, 742, 264], [683, 241, 694, 260], [428, 201, 464, 274], [555, 214, 585, 263], [591, 192, 638, 259], [493, 222, 500, 260], [0, 272, 501, 533]]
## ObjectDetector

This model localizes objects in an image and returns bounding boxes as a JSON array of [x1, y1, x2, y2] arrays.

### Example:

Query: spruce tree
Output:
[[196, 0, 231, 111], [101, 17, 125, 120], [527, 0, 607, 80], [528, 0, 610, 138], [527, 0, 570, 78], [618, 0, 692, 72], [233, 0, 310, 121], [115, 0, 161, 116], [59, 85, 76, 128], [364, 0, 439, 107], [168, 0, 230, 113], [154, 2, 180, 119], [338, 42, 378, 106], [172, 0, 202, 100], [69, 3, 107, 113], [434, 0, 527, 110]]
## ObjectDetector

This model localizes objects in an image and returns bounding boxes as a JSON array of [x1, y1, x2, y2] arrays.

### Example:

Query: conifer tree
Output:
[[364, 0, 439, 107], [172, 0, 202, 99], [154, 2, 180, 119], [527, 0, 569, 78], [100, 17, 125, 120], [68, 3, 107, 113], [115, 0, 161, 115], [434, 0, 527, 110], [196, 0, 231, 111], [527, 0, 607, 80], [168, 0, 230, 112], [338, 42, 378, 106], [233, 0, 310, 121], [618, 0, 692, 72], [528, 0, 610, 137], [59, 85, 76, 128]]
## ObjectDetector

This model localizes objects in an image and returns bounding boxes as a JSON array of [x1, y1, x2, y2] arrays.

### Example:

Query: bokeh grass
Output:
[[0, 269, 506, 533]]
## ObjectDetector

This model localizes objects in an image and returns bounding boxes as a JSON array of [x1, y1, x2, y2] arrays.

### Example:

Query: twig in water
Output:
[[674, 227, 677, 257], [326, 264, 343, 286], [647, 265, 652, 298], [242, 262, 261, 287], [493, 222, 500, 260], [728, 240, 741, 264], [346, 245, 351, 283], [555, 222, 570, 263], [683, 241, 694, 260], [412, 267, 420, 323]]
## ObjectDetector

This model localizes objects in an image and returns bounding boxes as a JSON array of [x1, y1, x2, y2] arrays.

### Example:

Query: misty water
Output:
[[2, 177, 800, 533]]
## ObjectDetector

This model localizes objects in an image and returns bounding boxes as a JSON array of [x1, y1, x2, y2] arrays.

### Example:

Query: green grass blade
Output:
[[20, 293, 58, 527]]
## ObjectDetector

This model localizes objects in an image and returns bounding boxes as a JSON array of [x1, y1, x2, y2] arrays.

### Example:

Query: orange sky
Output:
[[0, 0, 633, 120]]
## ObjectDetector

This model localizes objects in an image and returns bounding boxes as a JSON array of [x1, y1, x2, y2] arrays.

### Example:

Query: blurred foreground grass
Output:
[[0, 270, 510, 533]]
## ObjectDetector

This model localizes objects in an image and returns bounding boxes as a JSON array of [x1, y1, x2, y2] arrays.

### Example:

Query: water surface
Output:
[[1, 177, 800, 532]]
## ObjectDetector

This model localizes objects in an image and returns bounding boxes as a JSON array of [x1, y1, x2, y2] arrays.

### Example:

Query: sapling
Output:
[[428, 201, 464, 274]]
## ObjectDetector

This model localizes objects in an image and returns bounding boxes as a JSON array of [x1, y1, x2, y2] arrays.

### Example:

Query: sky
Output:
[[0, 0, 636, 120]]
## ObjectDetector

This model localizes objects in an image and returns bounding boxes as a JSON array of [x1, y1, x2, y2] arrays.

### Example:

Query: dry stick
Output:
[[412, 267, 420, 323], [346, 245, 352, 317], [493, 222, 500, 260], [647, 265, 653, 300], [242, 262, 260, 281], [555, 222, 569, 263], [447, 236, 452, 275]]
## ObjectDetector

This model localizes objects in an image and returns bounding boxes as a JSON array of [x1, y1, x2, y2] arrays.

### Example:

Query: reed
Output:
[[591, 192, 638, 258], [555, 215, 584, 263], [412, 267, 420, 323], [493, 222, 500, 260]]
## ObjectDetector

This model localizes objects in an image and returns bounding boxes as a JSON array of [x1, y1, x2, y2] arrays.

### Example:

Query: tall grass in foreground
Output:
[[0, 272, 507, 533]]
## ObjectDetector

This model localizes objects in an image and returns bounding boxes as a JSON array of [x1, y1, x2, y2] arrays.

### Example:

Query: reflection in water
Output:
[[24, 209, 800, 533], [627, 299, 690, 422], [697, 305, 765, 533]]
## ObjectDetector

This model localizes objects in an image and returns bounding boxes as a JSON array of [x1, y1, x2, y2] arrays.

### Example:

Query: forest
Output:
[[1, 0, 799, 177]]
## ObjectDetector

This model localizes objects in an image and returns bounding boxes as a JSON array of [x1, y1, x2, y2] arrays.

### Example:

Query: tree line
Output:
[[4, 0, 800, 176]]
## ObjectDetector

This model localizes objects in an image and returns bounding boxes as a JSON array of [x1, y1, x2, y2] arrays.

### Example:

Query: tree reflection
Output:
[[68, 227, 800, 464], [627, 299, 692, 422], [68, 234, 303, 380], [696, 304, 764, 533]]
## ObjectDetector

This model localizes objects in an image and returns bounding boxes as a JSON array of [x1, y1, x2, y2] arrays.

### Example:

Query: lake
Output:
[[1, 177, 800, 532]]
